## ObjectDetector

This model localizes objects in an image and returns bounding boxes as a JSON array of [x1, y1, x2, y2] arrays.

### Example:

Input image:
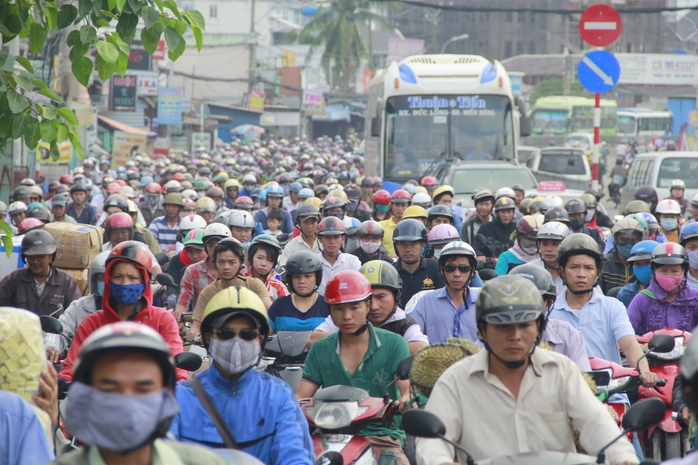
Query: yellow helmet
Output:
[[225, 178, 241, 190], [225, 158, 237, 166], [432, 185, 455, 200], [201, 286, 270, 343], [402, 205, 428, 221], [195, 196, 216, 213], [327, 189, 348, 203], [325, 177, 339, 186], [305, 197, 323, 209]]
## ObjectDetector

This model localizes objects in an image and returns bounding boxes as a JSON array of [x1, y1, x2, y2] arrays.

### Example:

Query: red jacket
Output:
[[59, 259, 187, 382]]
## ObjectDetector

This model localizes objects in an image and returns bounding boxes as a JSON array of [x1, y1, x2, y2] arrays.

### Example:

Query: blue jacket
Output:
[[253, 208, 293, 234], [170, 365, 314, 465], [616, 281, 641, 309]]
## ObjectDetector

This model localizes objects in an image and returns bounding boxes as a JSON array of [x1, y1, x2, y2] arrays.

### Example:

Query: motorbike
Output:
[[262, 330, 312, 391], [402, 397, 666, 465], [302, 355, 414, 465], [636, 329, 692, 460]]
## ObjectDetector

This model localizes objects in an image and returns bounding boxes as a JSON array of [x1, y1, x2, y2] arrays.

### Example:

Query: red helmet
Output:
[[59, 174, 74, 185], [17, 218, 44, 235], [144, 182, 162, 194], [115, 179, 127, 187], [420, 176, 438, 187], [105, 212, 134, 230], [372, 189, 391, 206], [173, 172, 186, 182], [317, 216, 347, 235], [106, 240, 154, 277], [325, 270, 373, 305], [235, 196, 254, 210], [105, 182, 121, 195], [390, 189, 412, 204]]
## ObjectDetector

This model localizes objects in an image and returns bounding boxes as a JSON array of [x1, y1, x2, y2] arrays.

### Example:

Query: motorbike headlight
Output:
[[313, 402, 367, 430], [608, 376, 631, 391], [652, 337, 685, 360]]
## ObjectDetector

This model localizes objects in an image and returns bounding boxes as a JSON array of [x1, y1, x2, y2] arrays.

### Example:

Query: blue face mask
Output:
[[110, 281, 145, 305], [633, 265, 653, 285], [661, 218, 678, 231], [616, 243, 633, 259], [96, 281, 104, 296]]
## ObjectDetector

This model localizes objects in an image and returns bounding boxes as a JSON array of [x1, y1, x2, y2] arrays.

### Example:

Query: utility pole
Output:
[[247, 0, 256, 99]]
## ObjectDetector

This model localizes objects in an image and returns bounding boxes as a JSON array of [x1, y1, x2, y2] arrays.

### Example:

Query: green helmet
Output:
[[557, 233, 602, 269], [624, 200, 651, 215], [476, 275, 545, 326]]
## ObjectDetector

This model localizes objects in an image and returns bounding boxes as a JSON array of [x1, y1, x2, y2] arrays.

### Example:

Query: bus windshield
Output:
[[383, 94, 515, 178], [532, 109, 569, 134], [450, 167, 537, 194], [618, 115, 637, 135]]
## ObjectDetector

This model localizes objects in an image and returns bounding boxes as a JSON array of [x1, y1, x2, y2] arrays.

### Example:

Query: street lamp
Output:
[[440, 33, 470, 53]]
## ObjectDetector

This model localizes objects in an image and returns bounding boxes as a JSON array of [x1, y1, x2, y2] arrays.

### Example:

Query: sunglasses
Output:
[[442, 264, 472, 273], [214, 327, 259, 341]]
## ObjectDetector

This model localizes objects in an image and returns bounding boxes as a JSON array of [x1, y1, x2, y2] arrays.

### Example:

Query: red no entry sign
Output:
[[579, 4, 622, 46]]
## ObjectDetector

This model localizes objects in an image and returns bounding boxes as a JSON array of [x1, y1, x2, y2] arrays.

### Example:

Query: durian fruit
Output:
[[410, 343, 472, 398]]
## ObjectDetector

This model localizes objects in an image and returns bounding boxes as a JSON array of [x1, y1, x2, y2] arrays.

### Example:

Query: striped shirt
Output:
[[148, 215, 181, 252]]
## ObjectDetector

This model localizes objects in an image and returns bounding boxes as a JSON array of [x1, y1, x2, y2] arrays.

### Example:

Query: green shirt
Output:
[[302, 324, 410, 442]]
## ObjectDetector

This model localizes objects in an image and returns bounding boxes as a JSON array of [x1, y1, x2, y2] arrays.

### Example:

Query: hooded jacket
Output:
[[473, 217, 516, 259], [626, 279, 698, 335], [58, 258, 186, 382]]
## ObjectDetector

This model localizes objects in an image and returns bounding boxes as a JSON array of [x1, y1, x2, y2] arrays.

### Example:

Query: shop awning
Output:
[[97, 115, 151, 135]]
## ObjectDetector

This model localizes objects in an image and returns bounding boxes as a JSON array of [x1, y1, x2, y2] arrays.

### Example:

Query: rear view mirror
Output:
[[478, 269, 498, 282], [648, 335, 675, 353], [40, 316, 63, 335], [315, 451, 343, 465], [402, 409, 446, 438], [622, 398, 665, 432], [395, 355, 414, 380], [156, 273, 178, 288], [174, 352, 202, 372]]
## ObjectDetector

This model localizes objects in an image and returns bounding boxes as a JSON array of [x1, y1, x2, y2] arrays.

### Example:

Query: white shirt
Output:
[[278, 235, 320, 266], [416, 349, 638, 465], [314, 307, 429, 344], [529, 257, 565, 295], [316, 252, 361, 295]]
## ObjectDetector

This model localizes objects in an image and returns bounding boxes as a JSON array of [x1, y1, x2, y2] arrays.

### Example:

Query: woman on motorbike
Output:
[[242, 234, 289, 301]]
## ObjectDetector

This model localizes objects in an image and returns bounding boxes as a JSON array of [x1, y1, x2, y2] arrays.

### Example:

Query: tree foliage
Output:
[[532, 77, 586, 101], [0, 0, 204, 160]]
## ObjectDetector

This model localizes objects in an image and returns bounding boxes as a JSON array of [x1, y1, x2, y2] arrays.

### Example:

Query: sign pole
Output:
[[592, 92, 601, 192]]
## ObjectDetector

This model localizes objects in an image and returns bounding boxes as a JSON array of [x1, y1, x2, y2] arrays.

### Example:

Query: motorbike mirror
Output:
[[621, 398, 666, 432], [174, 352, 202, 372], [648, 334, 675, 354], [156, 273, 178, 288], [402, 409, 446, 438], [478, 269, 498, 282], [315, 451, 343, 465], [276, 233, 290, 243], [40, 316, 64, 335], [395, 355, 414, 381]]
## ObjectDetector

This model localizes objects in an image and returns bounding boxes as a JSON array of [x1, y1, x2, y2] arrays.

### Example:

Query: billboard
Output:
[[157, 87, 183, 125], [110, 75, 137, 111], [617, 53, 698, 86]]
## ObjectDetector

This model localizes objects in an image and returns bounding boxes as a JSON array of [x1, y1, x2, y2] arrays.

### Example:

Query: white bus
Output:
[[363, 54, 531, 182], [617, 108, 673, 140]]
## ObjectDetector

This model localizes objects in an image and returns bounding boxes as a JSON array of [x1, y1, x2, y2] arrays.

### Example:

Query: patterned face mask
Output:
[[209, 337, 261, 374], [109, 281, 145, 305]]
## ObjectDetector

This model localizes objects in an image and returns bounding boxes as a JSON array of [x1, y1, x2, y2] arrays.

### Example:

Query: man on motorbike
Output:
[[416, 275, 638, 465], [170, 286, 314, 465], [609, 157, 628, 207], [49, 322, 232, 465], [296, 270, 412, 465]]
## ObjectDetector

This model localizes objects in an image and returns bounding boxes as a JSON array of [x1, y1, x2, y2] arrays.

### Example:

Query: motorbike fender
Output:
[[658, 410, 682, 433]]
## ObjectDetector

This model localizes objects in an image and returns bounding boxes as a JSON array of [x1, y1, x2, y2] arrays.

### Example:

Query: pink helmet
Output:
[[427, 224, 460, 246]]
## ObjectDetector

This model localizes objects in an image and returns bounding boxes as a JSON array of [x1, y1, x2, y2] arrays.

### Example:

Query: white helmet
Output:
[[8, 201, 27, 215], [242, 174, 257, 184], [127, 200, 139, 214], [541, 195, 564, 213], [181, 189, 198, 200], [412, 192, 432, 208], [536, 221, 570, 242], [89, 251, 110, 296], [670, 179, 686, 190], [656, 199, 681, 215], [120, 185, 135, 199], [180, 214, 207, 231], [202, 223, 232, 243], [495, 187, 516, 200], [228, 210, 254, 229]]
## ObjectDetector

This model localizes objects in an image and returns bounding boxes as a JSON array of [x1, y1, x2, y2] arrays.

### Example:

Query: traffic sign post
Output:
[[578, 4, 622, 192]]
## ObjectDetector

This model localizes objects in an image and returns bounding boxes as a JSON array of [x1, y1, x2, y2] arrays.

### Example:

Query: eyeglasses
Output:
[[442, 264, 472, 273], [214, 327, 259, 341]]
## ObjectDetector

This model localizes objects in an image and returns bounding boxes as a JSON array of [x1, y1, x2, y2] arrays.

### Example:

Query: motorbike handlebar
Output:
[[656, 379, 667, 387]]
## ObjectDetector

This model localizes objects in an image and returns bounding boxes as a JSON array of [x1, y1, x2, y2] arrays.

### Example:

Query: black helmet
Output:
[[360, 260, 403, 307], [285, 250, 323, 295], [21, 230, 57, 261], [12, 185, 32, 200], [635, 186, 659, 208], [564, 198, 585, 215], [508, 263, 557, 301], [295, 203, 321, 223], [104, 195, 129, 212], [393, 218, 428, 243], [26, 205, 50, 222], [476, 275, 546, 326], [428, 205, 454, 224], [544, 206, 570, 225], [70, 182, 88, 194], [557, 233, 602, 269], [472, 188, 495, 205]]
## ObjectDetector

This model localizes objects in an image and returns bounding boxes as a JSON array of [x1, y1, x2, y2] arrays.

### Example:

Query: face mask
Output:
[[109, 281, 145, 305], [360, 240, 381, 255], [346, 201, 358, 212], [64, 382, 179, 453], [434, 249, 443, 259], [616, 243, 633, 259], [585, 209, 596, 222], [655, 273, 684, 293], [147, 196, 158, 206], [633, 265, 653, 285], [569, 217, 585, 231], [209, 337, 261, 374], [215, 202, 222, 210], [96, 281, 105, 296], [688, 250, 698, 270], [661, 218, 678, 231], [282, 185, 290, 195]]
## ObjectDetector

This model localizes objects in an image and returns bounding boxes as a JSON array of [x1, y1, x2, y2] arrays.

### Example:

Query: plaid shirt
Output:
[[177, 259, 215, 310], [242, 269, 289, 301], [148, 215, 181, 251]]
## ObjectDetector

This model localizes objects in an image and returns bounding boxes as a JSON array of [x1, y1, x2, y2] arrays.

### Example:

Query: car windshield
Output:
[[450, 167, 538, 194], [538, 152, 587, 175], [658, 158, 698, 188], [532, 110, 568, 134]]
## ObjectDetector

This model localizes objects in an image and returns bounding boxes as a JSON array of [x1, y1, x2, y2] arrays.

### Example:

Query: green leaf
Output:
[[38, 88, 64, 104], [115, 50, 128, 75], [68, 130, 84, 160], [37, 104, 58, 119], [12, 111, 33, 138], [71, 56, 93, 86], [15, 56, 34, 73], [3, 13, 22, 35], [56, 123, 68, 142], [163, 0, 181, 19], [115, 0, 126, 13], [116, 12, 138, 43], [57, 4, 78, 28], [143, 6, 159, 28], [69, 43, 90, 62], [67, 30, 81, 47], [184, 10, 205, 30], [80, 25, 96, 44], [58, 107, 79, 126], [192, 26, 202, 51], [107, 0, 116, 12], [50, 140, 60, 161], [0, 113, 12, 137], [140, 27, 160, 54], [127, 0, 142, 14], [14, 75, 33, 92], [96, 40, 119, 63], [40, 118, 58, 142], [78, 0, 94, 18], [109, 33, 130, 54], [164, 26, 180, 52], [28, 23, 47, 54], [24, 118, 41, 148], [0, 51, 9, 69], [96, 55, 117, 81], [168, 35, 186, 61], [45, 6, 58, 30], [0, 221, 14, 257], [6, 89, 28, 113]]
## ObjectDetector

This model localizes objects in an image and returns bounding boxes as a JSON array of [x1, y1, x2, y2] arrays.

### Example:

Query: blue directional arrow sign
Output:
[[577, 50, 620, 93]]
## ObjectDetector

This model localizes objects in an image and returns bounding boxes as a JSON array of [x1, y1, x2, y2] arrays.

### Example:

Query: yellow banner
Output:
[[37, 140, 72, 163]]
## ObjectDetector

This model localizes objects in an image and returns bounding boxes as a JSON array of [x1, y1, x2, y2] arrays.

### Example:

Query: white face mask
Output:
[[585, 209, 595, 222], [360, 240, 381, 255]]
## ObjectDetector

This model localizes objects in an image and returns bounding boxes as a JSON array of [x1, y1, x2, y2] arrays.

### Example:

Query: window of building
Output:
[[505, 41, 512, 57], [528, 41, 536, 54], [530, 12, 535, 23], [209, 4, 217, 17], [516, 41, 523, 55], [627, 42, 632, 52], [518, 12, 524, 23], [506, 11, 513, 22]]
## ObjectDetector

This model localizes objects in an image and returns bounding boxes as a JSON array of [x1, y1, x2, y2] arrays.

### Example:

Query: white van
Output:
[[619, 151, 698, 211]]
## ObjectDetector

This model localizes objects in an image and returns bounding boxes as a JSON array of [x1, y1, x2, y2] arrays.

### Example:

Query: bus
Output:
[[363, 54, 531, 183], [617, 108, 673, 140], [530, 95, 618, 136]]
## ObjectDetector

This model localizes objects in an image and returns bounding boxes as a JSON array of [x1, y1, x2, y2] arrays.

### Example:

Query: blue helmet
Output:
[[680, 222, 698, 246], [116, 167, 127, 174], [289, 182, 302, 193], [140, 175, 154, 187], [628, 240, 660, 263], [298, 188, 315, 199], [266, 184, 285, 198]]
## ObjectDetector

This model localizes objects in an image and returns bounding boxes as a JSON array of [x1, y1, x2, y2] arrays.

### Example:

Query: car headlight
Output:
[[652, 337, 685, 360], [608, 376, 631, 391], [313, 402, 367, 430]]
